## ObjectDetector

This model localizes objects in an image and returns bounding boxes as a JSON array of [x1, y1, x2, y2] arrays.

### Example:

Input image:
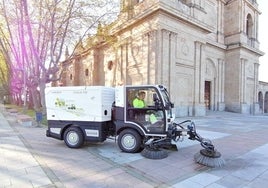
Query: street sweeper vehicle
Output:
[[45, 85, 225, 167]]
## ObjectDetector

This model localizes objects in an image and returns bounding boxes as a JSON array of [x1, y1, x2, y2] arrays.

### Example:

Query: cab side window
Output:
[[126, 87, 165, 133]]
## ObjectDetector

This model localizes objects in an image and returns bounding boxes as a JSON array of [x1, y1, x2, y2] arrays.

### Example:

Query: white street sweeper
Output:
[[45, 85, 225, 167]]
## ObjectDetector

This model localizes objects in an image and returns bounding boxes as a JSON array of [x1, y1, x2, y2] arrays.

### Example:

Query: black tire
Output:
[[63, 126, 84, 148], [118, 129, 142, 153]]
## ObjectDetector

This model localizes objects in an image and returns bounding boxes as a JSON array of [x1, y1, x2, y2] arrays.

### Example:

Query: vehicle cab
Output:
[[114, 85, 174, 136]]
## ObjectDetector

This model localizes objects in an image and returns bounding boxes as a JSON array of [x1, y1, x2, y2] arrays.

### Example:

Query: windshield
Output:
[[159, 86, 171, 106], [159, 86, 174, 119]]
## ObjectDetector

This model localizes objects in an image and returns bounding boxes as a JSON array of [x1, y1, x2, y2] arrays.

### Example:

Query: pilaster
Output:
[[193, 41, 206, 116], [253, 62, 260, 114], [217, 58, 225, 111], [160, 29, 177, 92], [145, 30, 157, 85]]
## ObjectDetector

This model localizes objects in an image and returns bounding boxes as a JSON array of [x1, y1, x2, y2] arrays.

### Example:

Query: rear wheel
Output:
[[118, 129, 142, 153], [64, 126, 84, 148]]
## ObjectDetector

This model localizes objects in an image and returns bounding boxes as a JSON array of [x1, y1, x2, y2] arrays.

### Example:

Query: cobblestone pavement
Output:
[[1, 105, 268, 188]]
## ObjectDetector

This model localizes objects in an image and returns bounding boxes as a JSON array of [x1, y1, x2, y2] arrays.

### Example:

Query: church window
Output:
[[246, 14, 253, 38], [85, 69, 89, 76], [107, 60, 114, 70], [258, 91, 263, 110]]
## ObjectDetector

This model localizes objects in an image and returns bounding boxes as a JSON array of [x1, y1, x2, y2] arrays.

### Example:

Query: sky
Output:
[[258, 1, 268, 82]]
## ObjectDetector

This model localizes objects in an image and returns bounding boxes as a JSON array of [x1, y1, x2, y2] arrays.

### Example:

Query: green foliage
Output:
[[0, 53, 9, 97], [0, 54, 8, 80]]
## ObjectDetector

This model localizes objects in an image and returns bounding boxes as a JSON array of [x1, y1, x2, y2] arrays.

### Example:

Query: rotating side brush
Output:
[[187, 122, 225, 168]]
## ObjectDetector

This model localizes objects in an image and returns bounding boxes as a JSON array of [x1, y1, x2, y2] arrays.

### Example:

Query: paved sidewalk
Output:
[[0, 108, 52, 187], [1, 105, 268, 188]]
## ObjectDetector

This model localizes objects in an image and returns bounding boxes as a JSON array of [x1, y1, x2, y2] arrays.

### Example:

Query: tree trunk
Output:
[[39, 81, 47, 114], [29, 87, 41, 111]]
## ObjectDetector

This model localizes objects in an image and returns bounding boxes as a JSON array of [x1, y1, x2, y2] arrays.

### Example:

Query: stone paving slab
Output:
[[1, 107, 268, 187], [0, 112, 52, 187]]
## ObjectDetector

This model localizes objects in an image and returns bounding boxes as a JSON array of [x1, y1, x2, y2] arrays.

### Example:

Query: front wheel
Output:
[[63, 126, 84, 148], [118, 129, 142, 153]]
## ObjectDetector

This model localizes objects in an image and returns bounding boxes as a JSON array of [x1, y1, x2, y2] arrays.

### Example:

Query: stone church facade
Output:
[[58, 0, 267, 117]]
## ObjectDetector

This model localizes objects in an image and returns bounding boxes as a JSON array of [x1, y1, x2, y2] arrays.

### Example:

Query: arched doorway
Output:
[[265, 92, 268, 113], [246, 14, 253, 38], [258, 91, 263, 112], [205, 81, 211, 110], [205, 59, 217, 111]]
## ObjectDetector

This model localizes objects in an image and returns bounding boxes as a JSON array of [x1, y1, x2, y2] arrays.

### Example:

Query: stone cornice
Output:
[[226, 42, 264, 56], [110, 1, 214, 35]]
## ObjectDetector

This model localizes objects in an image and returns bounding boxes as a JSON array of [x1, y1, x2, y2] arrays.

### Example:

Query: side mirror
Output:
[[153, 93, 158, 102], [165, 103, 174, 110], [153, 93, 161, 109]]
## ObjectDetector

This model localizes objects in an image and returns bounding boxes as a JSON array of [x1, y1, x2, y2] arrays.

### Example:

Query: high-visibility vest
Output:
[[133, 98, 145, 108], [149, 114, 157, 123]]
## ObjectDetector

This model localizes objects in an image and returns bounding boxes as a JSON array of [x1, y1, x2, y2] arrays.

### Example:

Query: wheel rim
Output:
[[67, 131, 79, 146], [121, 134, 136, 150]]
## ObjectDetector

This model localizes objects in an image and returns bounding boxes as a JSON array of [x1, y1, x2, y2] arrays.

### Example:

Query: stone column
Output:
[[146, 30, 157, 85], [192, 41, 206, 116], [217, 0, 224, 43], [117, 44, 125, 84], [160, 29, 177, 94], [240, 58, 247, 113], [253, 62, 260, 114], [155, 30, 161, 84], [217, 58, 225, 111], [124, 42, 129, 84], [168, 31, 177, 100], [255, 11, 259, 41], [160, 29, 171, 87]]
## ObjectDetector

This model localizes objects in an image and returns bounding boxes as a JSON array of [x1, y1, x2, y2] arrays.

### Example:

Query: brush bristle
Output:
[[141, 148, 168, 159], [194, 152, 225, 167]]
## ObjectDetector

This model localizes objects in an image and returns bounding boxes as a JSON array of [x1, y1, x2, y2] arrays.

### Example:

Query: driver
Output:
[[133, 91, 146, 108], [132, 91, 146, 121]]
